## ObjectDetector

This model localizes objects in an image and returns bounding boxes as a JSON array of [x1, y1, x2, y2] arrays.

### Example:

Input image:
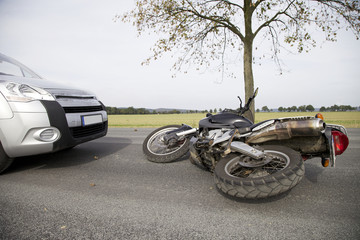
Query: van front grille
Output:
[[70, 122, 107, 138], [63, 105, 104, 113]]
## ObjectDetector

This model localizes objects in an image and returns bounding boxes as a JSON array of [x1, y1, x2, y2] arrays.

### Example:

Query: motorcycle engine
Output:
[[190, 129, 229, 171]]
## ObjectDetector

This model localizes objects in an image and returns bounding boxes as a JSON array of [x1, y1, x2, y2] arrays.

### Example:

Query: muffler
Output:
[[247, 118, 325, 144]]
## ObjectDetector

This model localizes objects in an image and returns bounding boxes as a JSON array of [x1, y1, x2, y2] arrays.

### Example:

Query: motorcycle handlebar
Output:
[[240, 88, 258, 115], [222, 88, 258, 115]]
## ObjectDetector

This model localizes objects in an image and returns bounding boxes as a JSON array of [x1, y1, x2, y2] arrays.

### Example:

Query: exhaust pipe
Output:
[[247, 118, 325, 144]]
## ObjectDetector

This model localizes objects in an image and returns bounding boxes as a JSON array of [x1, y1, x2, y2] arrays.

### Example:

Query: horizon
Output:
[[106, 104, 359, 113]]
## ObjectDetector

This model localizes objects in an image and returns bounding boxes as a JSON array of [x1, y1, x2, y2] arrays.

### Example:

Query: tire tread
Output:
[[214, 145, 305, 199]]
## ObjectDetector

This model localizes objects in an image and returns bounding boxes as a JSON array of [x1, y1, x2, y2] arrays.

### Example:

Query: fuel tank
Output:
[[199, 112, 253, 129]]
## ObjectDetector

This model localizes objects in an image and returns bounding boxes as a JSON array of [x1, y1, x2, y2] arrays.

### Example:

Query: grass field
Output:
[[108, 111, 360, 128]]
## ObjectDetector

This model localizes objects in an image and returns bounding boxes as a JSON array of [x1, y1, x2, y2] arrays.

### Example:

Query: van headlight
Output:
[[0, 82, 55, 102]]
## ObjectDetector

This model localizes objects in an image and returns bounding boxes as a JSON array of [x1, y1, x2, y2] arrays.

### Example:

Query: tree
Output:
[[262, 106, 270, 112], [284, 106, 297, 112], [306, 104, 315, 112], [298, 105, 306, 112], [119, 0, 360, 120]]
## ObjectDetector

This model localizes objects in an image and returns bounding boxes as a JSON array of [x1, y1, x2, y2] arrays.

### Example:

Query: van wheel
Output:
[[0, 143, 14, 174]]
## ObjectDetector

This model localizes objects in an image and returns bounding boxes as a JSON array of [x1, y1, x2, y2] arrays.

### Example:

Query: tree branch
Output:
[[253, 0, 296, 38]]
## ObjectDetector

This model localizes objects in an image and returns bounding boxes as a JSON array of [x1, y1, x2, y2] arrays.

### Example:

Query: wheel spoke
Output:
[[226, 151, 289, 179], [262, 156, 287, 174], [229, 164, 253, 178], [147, 128, 186, 155]]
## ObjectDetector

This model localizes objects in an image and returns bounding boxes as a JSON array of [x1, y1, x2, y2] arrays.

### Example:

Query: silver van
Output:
[[0, 53, 108, 173]]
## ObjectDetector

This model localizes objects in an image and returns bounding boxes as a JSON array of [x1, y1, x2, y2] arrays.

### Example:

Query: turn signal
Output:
[[332, 130, 349, 155], [315, 113, 324, 120], [321, 158, 330, 167]]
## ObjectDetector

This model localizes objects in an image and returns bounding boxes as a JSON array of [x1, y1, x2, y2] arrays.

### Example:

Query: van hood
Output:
[[0, 75, 95, 97]]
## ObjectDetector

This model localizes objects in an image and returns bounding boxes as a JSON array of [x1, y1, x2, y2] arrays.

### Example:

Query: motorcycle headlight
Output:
[[0, 82, 55, 102]]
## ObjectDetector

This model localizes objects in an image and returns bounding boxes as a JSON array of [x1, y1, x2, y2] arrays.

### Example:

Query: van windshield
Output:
[[0, 54, 41, 79]]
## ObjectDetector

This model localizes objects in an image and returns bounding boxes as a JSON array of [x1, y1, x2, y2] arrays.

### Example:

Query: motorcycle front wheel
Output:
[[143, 125, 190, 163], [214, 145, 305, 199]]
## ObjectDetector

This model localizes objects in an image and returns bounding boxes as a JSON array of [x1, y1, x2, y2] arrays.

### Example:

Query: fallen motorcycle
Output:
[[142, 89, 349, 199]]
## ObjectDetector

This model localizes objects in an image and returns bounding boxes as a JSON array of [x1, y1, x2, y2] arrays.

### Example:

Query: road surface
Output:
[[1, 128, 359, 239]]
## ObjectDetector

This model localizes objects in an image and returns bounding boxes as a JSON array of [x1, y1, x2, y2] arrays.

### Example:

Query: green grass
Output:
[[108, 112, 360, 128]]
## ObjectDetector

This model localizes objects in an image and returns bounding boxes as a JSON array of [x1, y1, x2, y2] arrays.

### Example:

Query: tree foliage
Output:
[[118, 0, 360, 120], [320, 104, 357, 111], [107, 104, 358, 114], [106, 106, 151, 114], [106, 106, 208, 114], [262, 105, 270, 112]]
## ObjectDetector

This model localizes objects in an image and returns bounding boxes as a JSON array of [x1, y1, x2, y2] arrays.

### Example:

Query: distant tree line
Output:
[[278, 105, 315, 112], [105, 106, 219, 115], [257, 104, 358, 113], [107, 105, 358, 115], [319, 105, 357, 112], [106, 107, 152, 115]]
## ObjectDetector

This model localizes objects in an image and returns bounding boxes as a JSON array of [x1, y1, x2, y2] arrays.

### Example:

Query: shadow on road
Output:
[[5, 136, 131, 174], [304, 161, 326, 183]]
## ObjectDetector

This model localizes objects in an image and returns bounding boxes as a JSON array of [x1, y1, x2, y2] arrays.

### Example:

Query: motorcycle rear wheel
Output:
[[214, 145, 305, 199], [143, 125, 190, 163]]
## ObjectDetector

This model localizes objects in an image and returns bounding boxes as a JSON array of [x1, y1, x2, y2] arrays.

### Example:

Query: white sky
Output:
[[0, 0, 359, 111]]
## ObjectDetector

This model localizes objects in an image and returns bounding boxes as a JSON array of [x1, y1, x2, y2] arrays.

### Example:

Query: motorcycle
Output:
[[142, 88, 349, 199]]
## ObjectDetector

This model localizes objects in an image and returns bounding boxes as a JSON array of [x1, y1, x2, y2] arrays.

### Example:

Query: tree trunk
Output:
[[243, 0, 255, 122], [243, 38, 254, 122]]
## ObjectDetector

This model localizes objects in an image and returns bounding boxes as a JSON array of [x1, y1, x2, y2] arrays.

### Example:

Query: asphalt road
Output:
[[0, 128, 359, 240]]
